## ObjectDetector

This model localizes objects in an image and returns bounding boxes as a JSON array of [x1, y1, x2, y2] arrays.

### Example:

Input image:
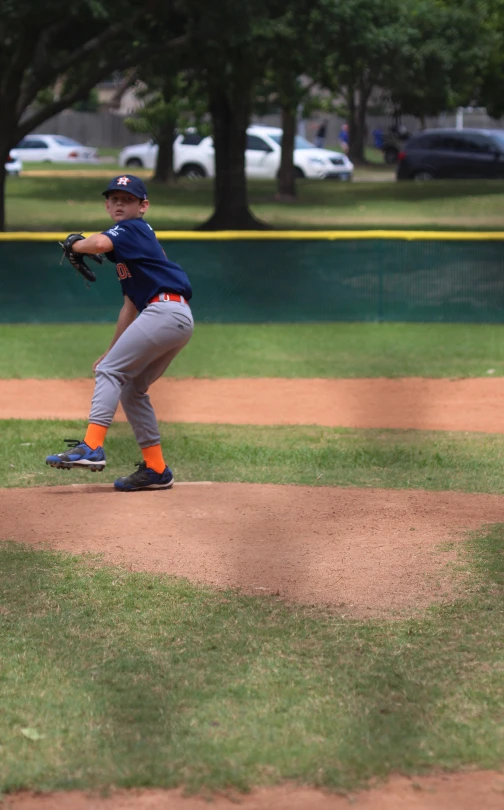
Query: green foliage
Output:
[[125, 74, 210, 142], [0, 0, 185, 145], [477, 0, 504, 118], [386, 0, 492, 119]]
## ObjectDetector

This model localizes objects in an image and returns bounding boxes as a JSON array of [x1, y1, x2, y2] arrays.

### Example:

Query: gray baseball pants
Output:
[[90, 300, 194, 447]]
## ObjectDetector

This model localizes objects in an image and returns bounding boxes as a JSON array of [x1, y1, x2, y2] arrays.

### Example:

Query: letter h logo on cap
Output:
[[102, 175, 148, 200]]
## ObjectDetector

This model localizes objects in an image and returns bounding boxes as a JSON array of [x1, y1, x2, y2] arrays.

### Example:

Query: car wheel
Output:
[[294, 166, 305, 179], [126, 157, 143, 168], [179, 164, 207, 179], [413, 170, 435, 181], [384, 147, 398, 164]]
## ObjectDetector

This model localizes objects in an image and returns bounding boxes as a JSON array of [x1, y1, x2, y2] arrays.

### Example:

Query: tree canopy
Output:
[[0, 0, 501, 230], [0, 0, 185, 227]]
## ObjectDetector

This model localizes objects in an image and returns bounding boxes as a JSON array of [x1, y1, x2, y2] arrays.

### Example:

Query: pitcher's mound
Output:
[[1, 483, 502, 618]]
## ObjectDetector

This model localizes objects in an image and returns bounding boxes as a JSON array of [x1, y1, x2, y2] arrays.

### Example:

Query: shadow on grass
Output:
[[1, 528, 504, 793], [8, 176, 504, 210]]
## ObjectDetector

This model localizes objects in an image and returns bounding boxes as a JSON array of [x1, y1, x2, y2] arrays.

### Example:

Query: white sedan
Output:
[[119, 125, 354, 180], [10, 134, 98, 163]]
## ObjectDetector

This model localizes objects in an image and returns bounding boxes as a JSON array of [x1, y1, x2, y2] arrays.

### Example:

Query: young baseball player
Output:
[[46, 174, 194, 492]]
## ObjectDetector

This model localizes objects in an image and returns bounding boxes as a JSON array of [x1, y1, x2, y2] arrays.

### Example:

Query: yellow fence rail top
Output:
[[0, 230, 503, 241]]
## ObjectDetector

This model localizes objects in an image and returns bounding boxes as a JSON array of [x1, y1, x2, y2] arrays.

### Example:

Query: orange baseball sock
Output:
[[84, 423, 108, 450], [142, 444, 166, 474]]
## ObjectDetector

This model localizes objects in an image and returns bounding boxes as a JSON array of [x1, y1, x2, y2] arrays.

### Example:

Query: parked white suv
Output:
[[118, 125, 353, 180]]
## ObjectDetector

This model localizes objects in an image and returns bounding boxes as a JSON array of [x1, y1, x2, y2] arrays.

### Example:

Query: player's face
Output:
[[105, 191, 149, 221]]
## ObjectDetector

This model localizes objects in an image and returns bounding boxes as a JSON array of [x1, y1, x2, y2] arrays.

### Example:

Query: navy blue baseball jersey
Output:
[[102, 218, 192, 311]]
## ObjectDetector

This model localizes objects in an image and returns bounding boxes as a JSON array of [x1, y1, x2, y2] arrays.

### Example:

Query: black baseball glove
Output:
[[59, 233, 103, 283]]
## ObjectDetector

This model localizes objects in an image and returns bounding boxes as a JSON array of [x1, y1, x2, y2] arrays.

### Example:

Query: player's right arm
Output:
[[93, 295, 138, 372], [72, 233, 113, 255]]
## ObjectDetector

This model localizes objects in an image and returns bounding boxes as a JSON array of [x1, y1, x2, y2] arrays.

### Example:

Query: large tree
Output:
[[124, 72, 208, 184], [322, 0, 402, 163], [185, 0, 293, 230], [385, 0, 491, 126], [0, 0, 186, 230], [475, 0, 504, 118], [260, 0, 338, 200]]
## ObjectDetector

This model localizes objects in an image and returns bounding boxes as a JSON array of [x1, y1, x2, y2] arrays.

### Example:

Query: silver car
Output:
[[10, 134, 98, 163]]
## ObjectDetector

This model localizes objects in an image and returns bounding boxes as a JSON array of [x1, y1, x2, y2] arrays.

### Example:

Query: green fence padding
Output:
[[1, 238, 503, 323]]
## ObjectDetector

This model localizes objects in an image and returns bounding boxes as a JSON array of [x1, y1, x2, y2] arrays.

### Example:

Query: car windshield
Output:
[[490, 132, 504, 150], [268, 134, 317, 149], [53, 136, 83, 146]]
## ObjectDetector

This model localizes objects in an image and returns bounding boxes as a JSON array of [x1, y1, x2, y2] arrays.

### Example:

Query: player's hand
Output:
[[93, 352, 108, 373], [59, 234, 101, 284]]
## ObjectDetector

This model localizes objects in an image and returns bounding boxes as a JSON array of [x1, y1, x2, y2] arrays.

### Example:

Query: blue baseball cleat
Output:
[[45, 439, 106, 472], [114, 461, 174, 492]]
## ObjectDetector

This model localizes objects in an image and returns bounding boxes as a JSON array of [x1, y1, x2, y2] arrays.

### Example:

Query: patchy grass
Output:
[[2, 420, 504, 494], [0, 531, 503, 794], [2, 322, 504, 379]]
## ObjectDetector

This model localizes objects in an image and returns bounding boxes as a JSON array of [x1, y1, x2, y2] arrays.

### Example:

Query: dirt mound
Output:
[[2, 482, 502, 618]]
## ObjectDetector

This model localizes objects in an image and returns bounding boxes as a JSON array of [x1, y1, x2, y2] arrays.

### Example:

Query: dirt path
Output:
[[2, 377, 504, 432], [6, 772, 504, 810]]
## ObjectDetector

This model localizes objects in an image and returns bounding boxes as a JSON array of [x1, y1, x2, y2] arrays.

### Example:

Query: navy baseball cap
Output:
[[102, 175, 148, 200]]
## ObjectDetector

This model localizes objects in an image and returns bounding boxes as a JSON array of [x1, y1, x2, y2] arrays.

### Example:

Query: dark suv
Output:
[[396, 128, 504, 180]]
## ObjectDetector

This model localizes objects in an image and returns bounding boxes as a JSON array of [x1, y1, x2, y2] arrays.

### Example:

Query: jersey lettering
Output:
[[102, 218, 192, 310], [116, 262, 132, 280], [106, 225, 126, 237]]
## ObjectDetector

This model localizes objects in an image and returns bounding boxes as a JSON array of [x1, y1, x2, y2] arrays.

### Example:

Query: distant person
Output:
[[372, 128, 384, 149], [339, 123, 349, 154], [315, 120, 328, 148]]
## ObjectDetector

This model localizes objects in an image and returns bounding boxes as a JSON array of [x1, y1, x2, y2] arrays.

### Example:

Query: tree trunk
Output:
[[0, 163, 6, 233], [347, 82, 371, 164], [153, 125, 176, 184], [0, 126, 15, 231], [276, 104, 297, 201], [198, 87, 270, 230]]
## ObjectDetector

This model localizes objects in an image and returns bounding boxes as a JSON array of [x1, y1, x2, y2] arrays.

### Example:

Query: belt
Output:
[[148, 293, 188, 306]]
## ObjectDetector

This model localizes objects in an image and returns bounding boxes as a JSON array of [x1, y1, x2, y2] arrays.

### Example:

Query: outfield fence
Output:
[[1, 231, 503, 323]]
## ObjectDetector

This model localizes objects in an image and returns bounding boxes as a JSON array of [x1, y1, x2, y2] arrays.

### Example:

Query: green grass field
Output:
[[6, 174, 504, 231], [1, 513, 504, 792], [2, 419, 504, 493], [1, 322, 504, 378]]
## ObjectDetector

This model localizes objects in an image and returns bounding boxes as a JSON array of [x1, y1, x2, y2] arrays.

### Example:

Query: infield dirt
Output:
[[1, 376, 504, 432], [2, 377, 504, 809]]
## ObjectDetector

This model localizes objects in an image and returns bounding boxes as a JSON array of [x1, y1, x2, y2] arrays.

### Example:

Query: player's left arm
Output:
[[72, 233, 113, 255]]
